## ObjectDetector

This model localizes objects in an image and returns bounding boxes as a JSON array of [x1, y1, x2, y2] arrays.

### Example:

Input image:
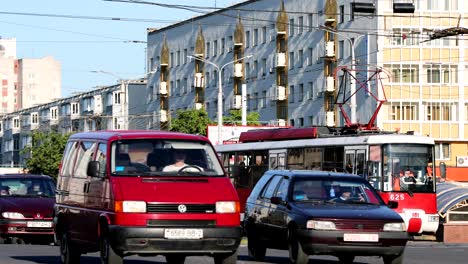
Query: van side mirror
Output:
[[87, 161, 101, 178], [387, 201, 398, 209]]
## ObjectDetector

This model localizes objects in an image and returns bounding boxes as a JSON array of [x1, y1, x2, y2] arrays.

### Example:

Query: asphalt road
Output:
[[0, 241, 467, 263]]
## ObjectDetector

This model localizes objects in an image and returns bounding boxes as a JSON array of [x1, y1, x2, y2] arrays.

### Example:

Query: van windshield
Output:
[[111, 139, 224, 177]]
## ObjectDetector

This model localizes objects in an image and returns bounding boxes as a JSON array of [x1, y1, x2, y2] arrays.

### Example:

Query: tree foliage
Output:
[[170, 109, 212, 136], [21, 131, 71, 179], [223, 109, 260, 125]]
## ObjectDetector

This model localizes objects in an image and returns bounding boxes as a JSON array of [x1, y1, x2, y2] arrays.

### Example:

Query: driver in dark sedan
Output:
[[0, 186, 10, 196]]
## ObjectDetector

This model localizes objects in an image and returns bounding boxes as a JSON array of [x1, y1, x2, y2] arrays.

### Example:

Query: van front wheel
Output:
[[100, 235, 123, 264], [60, 232, 80, 264]]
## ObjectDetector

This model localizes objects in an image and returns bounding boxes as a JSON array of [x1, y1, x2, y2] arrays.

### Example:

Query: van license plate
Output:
[[27, 221, 52, 228], [164, 229, 203, 239], [343, 233, 378, 242]]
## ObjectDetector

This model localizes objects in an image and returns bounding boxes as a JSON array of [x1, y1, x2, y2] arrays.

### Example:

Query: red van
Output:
[[53, 131, 241, 264]]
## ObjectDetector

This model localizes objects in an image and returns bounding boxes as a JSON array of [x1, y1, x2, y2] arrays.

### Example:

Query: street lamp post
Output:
[[188, 55, 252, 145], [319, 26, 368, 124]]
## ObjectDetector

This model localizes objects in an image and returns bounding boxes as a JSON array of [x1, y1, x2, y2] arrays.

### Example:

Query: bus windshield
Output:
[[377, 144, 434, 193]]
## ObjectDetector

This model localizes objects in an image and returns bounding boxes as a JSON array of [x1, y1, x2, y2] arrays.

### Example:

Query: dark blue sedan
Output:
[[244, 170, 408, 264]]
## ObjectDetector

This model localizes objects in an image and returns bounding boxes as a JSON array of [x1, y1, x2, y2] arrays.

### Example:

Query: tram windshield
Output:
[[368, 144, 434, 193]]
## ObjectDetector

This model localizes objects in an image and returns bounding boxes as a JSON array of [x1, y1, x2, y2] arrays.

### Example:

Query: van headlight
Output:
[[383, 222, 406, 232], [115, 201, 146, 213], [2, 212, 25, 219], [307, 220, 336, 230], [216, 201, 240, 213]]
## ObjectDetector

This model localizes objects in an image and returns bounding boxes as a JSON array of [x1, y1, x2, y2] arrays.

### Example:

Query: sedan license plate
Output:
[[27, 221, 52, 228], [343, 233, 379, 242], [164, 229, 203, 239]]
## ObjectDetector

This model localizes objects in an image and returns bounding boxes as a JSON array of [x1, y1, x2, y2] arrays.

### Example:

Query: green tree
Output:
[[21, 131, 71, 179], [223, 109, 260, 125], [170, 109, 212, 136]]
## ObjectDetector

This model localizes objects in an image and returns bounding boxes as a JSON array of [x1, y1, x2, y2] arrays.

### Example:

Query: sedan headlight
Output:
[[216, 201, 240, 213], [115, 201, 146, 213], [2, 212, 25, 219], [307, 220, 336, 230], [383, 222, 406, 232]]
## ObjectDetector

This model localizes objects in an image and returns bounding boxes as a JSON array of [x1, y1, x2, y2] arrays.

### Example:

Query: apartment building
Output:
[[0, 79, 147, 166], [145, 0, 466, 175], [0, 37, 61, 114]]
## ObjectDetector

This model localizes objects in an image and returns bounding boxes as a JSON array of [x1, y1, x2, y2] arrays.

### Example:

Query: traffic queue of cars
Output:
[[1, 131, 410, 264]]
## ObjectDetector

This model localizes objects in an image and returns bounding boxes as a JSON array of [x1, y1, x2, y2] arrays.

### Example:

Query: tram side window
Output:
[[287, 148, 304, 169], [248, 153, 268, 188], [323, 147, 344, 172], [304, 147, 322, 170]]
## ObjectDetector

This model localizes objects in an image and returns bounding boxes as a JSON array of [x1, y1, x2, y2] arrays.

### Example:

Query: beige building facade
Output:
[[0, 37, 61, 115], [377, 0, 466, 169]]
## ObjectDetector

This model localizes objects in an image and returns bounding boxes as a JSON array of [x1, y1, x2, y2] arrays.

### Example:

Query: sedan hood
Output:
[[0, 197, 55, 218], [295, 203, 403, 222]]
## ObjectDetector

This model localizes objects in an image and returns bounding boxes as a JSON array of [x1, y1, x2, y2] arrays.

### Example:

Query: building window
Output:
[[390, 103, 418, 120], [307, 48, 313, 65], [298, 83, 304, 102], [183, 49, 188, 64], [426, 103, 453, 121], [289, 52, 294, 69], [298, 16, 304, 34], [262, 90, 267, 108], [298, 117, 304, 127], [289, 85, 294, 103], [262, 26, 267, 44], [213, 40, 218, 56], [289, 18, 295, 36], [253, 92, 258, 110], [339, 5, 345, 23], [290, 119, 295, 127], [308, 14, 313, 31], [262, 58, 267, 76], [424, 65, 458, 84], [298, 49, 303, 68], [308, 81, 314, 100], [221, 38, 225, 54], [253, 29, 258, 46], [385, 64, 419, 83], [435, 143, 450, 160], [245, 31, 250, 48], [308, 115, 314, 126], [253, 60, 258, 78], [338, 40, 344, 60], [206, 42, 210, 57], [71, 102, 80, 114], [170, 52, 174, 67]]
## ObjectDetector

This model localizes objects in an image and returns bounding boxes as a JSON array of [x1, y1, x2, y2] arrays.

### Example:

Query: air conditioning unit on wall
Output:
[[456, 156, 468, 167]]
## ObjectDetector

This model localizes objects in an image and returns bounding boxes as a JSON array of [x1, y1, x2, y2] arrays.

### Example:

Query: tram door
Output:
[[344, 147, 366, 177], [269, 149, 287, 170]]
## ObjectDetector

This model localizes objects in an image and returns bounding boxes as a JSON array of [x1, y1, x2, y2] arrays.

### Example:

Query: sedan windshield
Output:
[[291, 178, 383, 205], [0, 178, 56, 198]]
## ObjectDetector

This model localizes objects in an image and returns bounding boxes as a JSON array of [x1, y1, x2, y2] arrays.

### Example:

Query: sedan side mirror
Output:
[[270, 196, 285, 205], [387, 201, 399, 209]]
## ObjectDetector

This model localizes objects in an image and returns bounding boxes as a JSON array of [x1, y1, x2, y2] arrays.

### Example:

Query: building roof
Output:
[[437, 181, 468, 217]]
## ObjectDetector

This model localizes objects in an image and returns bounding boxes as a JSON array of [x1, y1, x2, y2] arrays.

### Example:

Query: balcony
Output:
[[231, 95, 242, 109], [234, 63, 243, 78], [326, 111, 335, 127], [276, 86, 286, 101], [194, 73, 205, 88], [160, 110, 168, 122], [159, 81, 168, 95], [326, 76, 335, 92], [194, 102, 203, 110], [276, 53, 286, 67], [325, 41, 335, 57]]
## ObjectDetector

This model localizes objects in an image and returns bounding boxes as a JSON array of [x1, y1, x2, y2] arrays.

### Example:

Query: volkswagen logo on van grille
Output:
[[178, 204, 187, 213]]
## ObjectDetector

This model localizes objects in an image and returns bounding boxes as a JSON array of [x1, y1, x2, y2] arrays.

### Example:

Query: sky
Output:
[[1, 0, 239, 97]]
